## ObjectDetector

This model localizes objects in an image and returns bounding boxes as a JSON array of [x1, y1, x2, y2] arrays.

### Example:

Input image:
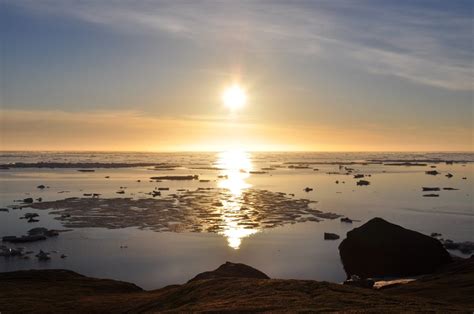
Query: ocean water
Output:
[[0, 151, 472, 289]]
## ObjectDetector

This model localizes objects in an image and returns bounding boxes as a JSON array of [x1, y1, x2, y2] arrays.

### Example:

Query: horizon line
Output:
[[0, 150, 473, 154]]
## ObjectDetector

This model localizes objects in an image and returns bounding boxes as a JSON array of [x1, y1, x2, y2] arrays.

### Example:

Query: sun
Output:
[[222, 84, 247, 110]]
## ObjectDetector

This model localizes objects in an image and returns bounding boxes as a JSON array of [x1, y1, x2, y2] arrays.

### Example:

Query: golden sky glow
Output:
[[0, 110, 471, 152]]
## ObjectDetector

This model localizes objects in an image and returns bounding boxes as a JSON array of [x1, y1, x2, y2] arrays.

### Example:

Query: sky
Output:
[[1, 0, 473, 151]]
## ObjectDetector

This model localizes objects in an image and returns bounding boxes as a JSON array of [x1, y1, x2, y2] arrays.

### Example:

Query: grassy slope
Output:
[[1, 262, 473, 313]]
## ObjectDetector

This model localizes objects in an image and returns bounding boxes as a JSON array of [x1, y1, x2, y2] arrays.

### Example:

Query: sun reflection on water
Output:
[[215, 150, 259, 249]]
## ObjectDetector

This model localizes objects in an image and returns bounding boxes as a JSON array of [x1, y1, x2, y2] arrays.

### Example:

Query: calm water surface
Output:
[[0, 152, 472, 289]]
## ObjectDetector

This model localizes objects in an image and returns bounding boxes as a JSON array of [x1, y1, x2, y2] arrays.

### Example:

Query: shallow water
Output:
[[0, 151, 473, 289]]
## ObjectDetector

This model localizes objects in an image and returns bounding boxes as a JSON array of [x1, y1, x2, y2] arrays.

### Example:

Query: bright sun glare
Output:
[[222, 84, 247, 110]]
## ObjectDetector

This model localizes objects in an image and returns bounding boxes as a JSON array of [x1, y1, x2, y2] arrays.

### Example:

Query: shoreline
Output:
[[1, 256, 472, 312]]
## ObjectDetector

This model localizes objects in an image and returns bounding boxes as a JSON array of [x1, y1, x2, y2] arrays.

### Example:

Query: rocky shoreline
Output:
[[0, 257, 472, 313], [1, 218, 473, 312]]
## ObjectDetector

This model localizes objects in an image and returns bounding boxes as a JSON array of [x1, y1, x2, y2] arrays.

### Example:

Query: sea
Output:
[[0, 151, 472, 289]]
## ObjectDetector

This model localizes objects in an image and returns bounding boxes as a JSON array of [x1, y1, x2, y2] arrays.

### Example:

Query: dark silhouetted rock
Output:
[[445, 173, 453, 178], [28, 227, 49, 236], [151, 175, 198, 181], [2, 235, 47, 243], [35, 250, 51, 261], [343, 275, 374, 289], [37, 185, 46, 189], [324, 232, 340, 240], [23, 198, 34, 204], [356, 180, 370, 186], [341, 217, 353, 223], [425, 170, 440, 175], [303, 187, 313, 192], [188, 262, 270, 282], [422, 187, 440, 191], [423, 194, 439, 197], [338, 217, 451, 278], [22, 213, 39, 219]]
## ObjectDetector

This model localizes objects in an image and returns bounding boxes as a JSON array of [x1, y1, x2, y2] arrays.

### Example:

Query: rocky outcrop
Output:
[[324, 232, 340, 240], [188, 261, 270, 282], [338, 217, 452, 278]]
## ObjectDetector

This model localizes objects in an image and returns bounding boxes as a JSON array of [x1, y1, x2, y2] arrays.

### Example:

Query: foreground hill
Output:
[[1, 257, 472, 313]]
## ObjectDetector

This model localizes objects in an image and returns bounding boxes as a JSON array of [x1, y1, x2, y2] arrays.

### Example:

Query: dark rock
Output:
[[116, 190, 125, 194], [23, 213, 39, 219], [28, 227, 49, 236], [45, 230, 59, 237], [354, 174, 364, 179], [77, 169, 95, 172], [26, 228, 59, 238], [341, 217, 353, 223], [150, 175, 198, 181], [304, 187, 313, 192], [0, 208, 9, 212], [343, 275, 375, 289], [2, 236, 18, 242], [37, 185, 46, 189], [23, 198, 34, 204], [35, 250, 51, 261], [430, 233, 442, 238], [2, 235, 47, 243], [445, 173, 453, 178], [188, 261, 270, 282], [423, 194, 439, 197], [442, 187, 459, 191], [425, 170, 440, 175], [338, 217, 452, 278], [324, 232, 340, 240], [356, 180, 370, 186], [422, 187, 440, 191]]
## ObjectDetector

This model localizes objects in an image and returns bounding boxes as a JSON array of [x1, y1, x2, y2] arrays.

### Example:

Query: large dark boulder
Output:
[[338, 217, 452, 278], [188, 262, 270, 282]]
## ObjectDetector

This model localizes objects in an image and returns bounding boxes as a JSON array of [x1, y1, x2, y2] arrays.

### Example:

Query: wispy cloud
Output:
[[9, 0, 473, 91]]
